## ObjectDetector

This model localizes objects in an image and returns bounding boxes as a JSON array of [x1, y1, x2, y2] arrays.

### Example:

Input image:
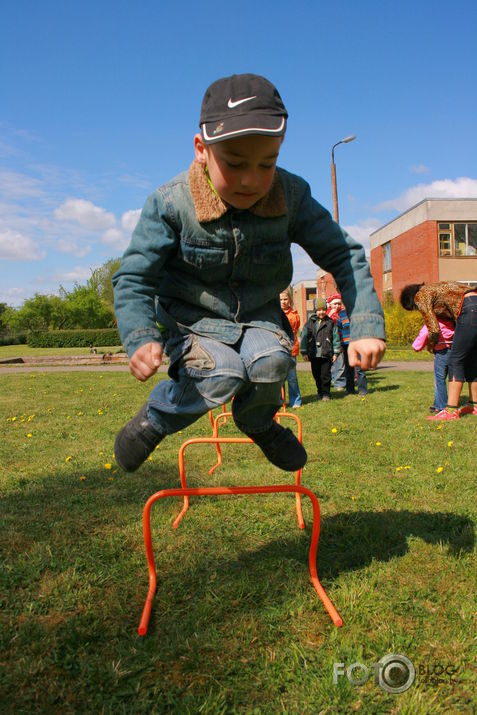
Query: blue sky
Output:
[[1, 0, 476, 305]]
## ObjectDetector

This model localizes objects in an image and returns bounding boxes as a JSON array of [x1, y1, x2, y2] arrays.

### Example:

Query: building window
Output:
[[438, 222, 477, 256], [383, 242, 392, 272]]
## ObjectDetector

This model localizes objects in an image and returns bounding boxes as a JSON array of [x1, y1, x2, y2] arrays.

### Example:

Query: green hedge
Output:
[[0, 332, 28, 347], [27, 328, 122, 348]]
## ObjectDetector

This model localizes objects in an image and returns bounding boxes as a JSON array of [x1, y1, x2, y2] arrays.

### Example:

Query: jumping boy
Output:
[[112, 73, 386, 472]]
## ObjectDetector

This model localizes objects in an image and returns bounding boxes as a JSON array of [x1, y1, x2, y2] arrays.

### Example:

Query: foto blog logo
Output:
[[333, 653, 416, 694]]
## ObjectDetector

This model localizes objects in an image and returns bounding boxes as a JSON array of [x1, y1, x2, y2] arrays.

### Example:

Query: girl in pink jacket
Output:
[[412, 318, 455, 412]]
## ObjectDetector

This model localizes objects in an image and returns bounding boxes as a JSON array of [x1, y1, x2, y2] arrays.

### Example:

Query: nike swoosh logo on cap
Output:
[[227, 96, 257, 108]]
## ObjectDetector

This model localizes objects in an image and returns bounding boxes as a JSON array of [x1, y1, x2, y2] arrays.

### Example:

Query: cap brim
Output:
[[201, 115, 286, 144]]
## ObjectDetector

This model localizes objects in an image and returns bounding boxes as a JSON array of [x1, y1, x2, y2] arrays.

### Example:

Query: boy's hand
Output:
[[347, 339, 386, 370], [129, 342, 163, 382]]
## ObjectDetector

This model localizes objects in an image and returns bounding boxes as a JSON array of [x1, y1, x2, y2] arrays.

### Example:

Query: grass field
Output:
[[0, 343, 433, 362], [1, 369, 475, 713]]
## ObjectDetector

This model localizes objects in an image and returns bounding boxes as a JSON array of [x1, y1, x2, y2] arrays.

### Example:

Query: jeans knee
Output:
[[247, 349, 293, 383]]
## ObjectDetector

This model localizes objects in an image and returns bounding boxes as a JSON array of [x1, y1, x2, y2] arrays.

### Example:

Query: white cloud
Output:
[[101, 227, 129, 250], [409, 164, 430, 174], [57, 238, 92, 257], [52, 266, 95, 284], [0, 286, 26, 305], [342, 219, 383, 254], [0, 229, 45, 260], [0, 170, 43, 199], [374, 177, 477, 213], [54, 198, 116, 231], [121, 208, 141, 233]]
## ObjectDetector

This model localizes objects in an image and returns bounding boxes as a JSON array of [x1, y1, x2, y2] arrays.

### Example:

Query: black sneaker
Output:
[[114, 405, 164, 472], [246, 422, 307, 471]]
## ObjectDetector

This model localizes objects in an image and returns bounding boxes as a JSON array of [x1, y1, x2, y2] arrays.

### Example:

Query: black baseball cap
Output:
[[199, 73, 288, 144]]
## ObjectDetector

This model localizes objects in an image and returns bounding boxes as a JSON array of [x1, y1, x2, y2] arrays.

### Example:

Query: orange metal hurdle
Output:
[[207, 407, 305, 528], [137, 437, 343, 636]]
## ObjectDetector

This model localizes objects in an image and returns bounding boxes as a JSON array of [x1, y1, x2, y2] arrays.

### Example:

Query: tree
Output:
[[87, 258, 121, 312], [62, 284, 115, 328]]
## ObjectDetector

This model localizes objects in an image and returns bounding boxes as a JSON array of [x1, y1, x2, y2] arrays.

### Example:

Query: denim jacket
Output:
[[113, 160, 385, 358]]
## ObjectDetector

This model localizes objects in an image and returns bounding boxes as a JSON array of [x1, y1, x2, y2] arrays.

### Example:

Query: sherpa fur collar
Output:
[[188, 159, 287, 223]]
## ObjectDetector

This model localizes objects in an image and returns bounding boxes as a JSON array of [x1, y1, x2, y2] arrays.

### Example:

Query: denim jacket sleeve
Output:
[[283, 171, 385, 342], [112, 190, 179, 357]]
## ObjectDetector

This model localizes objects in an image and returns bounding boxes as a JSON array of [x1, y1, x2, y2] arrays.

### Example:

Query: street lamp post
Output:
[[331, 135, 356, 223]]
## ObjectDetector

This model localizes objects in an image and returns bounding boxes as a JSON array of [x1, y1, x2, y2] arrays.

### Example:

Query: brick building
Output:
[[292, 280, 317, 327], [370, 198, 477, 303]]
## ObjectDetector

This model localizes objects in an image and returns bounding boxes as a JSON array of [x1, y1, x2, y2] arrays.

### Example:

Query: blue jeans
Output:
[[433, 348, 451, 410], [332, 351, 346, 388], [342, 345, 368, 394], [285, 357, 302, 406], [147, 327, 294, 436]]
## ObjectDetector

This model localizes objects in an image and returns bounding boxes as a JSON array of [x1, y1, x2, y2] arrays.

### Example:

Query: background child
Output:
[[335, 304, 368, 396], [412, 318, 455, 412], [326, 293, 346, 390], [112, 73, 386, 472], [300, 298, 341, 401], [280, 288, 302, 408]]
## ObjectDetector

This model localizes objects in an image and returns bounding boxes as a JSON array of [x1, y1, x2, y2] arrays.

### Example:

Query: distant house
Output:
[[370, 199, 477, 303], [292, 280, 317, 328]]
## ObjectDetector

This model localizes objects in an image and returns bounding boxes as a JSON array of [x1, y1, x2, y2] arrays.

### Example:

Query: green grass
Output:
[[1, 370, 475, 713], [0, 345, 124, 359], [0, 343, 432, 362]]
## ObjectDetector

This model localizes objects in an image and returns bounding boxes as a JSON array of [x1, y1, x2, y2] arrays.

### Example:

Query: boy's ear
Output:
[[194, 133, 208, 165]]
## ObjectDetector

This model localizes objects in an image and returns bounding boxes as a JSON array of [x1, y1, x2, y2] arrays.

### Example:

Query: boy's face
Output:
[[280, 292, 291, 310], [329, 299, 341, 314], [194, 133, 282, 210], [316, 308, 327, 319]]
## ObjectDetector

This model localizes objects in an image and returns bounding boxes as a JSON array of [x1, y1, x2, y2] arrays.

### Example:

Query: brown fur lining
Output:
[[188, 160, 287, 222]]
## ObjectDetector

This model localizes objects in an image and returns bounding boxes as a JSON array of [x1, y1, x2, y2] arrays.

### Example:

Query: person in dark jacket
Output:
[[300, 298, 341, 400]]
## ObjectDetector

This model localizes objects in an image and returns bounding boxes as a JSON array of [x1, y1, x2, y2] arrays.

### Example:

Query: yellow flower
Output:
[[11, 416, 17, 422], [148, 456, 153, 461], [436, 424, 443, 430], [104, 463, 112, 470], [97, 409, 103, 415], [447, 440, 453, 447], [108, 477, 114, 482], [404, 465, 411, 469], [395, 466, 403, 472], [77, 411, 83, 416], [331, 427, 338, 434], [65, 456, 73, 463], [436, 466, 444, 473], [80, 476, 86, 481], [375, 441, 382, 446], [27, 433, 33, 438]]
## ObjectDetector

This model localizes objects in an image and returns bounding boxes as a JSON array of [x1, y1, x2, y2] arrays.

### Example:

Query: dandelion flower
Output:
[[436, 466, 444, 473], [80, 476, 86, 481], [11, 416, 17, 422], [104, 463, 112, 470], [375, 441, 382, 447], [27, 433, 33, 438], [97, 409, 103, 415], [65, 456, 73, 463], [331, 427, 338, 434], [396, 466, 403, 472], [447, 440, 453, 448]]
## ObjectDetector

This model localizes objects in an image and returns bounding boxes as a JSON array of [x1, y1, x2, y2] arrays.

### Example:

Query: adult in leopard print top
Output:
[[401, 281, 477, 420]]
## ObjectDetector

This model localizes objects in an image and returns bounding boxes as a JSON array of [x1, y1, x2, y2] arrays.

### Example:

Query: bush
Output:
[[27, 329, 122, 348], [0, 332, 28, 347], [383, 301, 423, 345]]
